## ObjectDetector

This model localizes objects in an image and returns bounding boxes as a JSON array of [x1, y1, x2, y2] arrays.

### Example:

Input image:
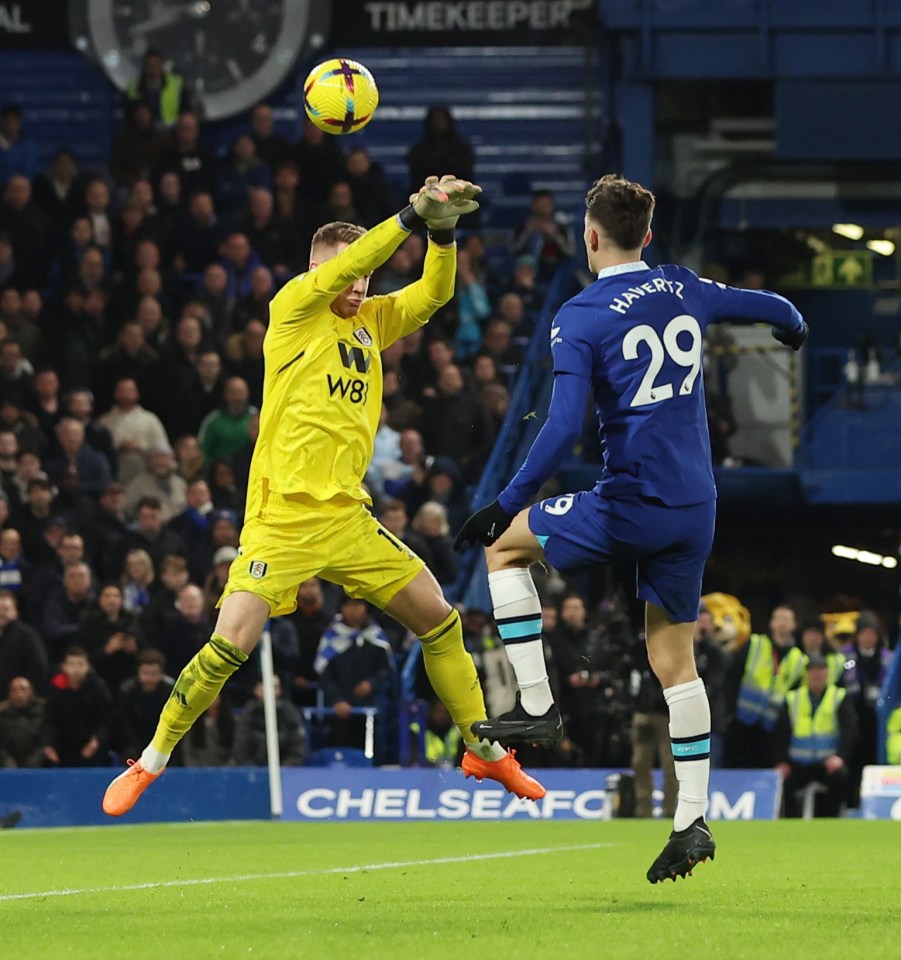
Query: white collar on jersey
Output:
[[597, 260, 651, 279]]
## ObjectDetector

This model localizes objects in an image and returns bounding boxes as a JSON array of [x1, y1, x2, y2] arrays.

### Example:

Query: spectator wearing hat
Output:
[[99, 378, 170, 485], [45, 418, 112, 500], [78, 582, 143, 695], [842, 611, 893, 803], [123, 444, 186, 522], [167, 478, 216, 584], [202, 544, 238, 620], [0, 676, 45, 768], [0, 590, 46, 695], [775, 653, 858, 817], [198, 376, 257, 465], [122, 496, 187, 572], [209, 507, 240, 554]]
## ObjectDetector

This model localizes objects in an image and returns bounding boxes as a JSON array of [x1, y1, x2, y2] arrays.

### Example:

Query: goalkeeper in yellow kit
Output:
[[103, 176, 545, 815]]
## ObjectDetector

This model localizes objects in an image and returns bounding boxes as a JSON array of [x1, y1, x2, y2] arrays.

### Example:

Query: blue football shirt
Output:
[[498, 261, 804, 513]]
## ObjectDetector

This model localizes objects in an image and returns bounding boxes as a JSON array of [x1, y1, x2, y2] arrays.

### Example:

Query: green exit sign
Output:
[[810, 251, 873, 288]]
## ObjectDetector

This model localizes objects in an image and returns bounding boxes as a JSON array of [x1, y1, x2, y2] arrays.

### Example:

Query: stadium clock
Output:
[[69, 0, 331, 120]]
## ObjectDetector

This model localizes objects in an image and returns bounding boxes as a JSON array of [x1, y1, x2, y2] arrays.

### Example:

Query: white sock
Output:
[[488, 568, 553, 716], [139, 745, 170, 775], [465, 738, 508, 762], [664, 678, 711, 831]]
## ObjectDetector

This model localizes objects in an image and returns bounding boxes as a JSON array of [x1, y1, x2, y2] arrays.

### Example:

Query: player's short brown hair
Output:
[[311, 220, 367, 254], [584, 174, 656, 251]]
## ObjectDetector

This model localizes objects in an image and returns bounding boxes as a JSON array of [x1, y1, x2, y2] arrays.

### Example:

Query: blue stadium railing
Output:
[[397, 259, 580, 765]]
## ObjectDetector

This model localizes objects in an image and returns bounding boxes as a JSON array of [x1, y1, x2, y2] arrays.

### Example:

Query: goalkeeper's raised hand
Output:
[[771, 317, 809, 351], [453, 499, 514, 551], [412, 174, 482, 230]]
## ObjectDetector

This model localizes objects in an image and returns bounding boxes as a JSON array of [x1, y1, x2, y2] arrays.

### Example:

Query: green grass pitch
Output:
[[1, 820, 896, 960]]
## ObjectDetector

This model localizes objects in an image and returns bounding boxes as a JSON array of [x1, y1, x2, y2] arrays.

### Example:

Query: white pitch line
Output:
[[0, 842, 615, 903]]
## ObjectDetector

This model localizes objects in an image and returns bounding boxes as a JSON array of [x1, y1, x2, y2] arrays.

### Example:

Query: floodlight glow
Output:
[[866, 239, 895, 256], [832, 544, 898, 570], [832, 223, 864, 240]]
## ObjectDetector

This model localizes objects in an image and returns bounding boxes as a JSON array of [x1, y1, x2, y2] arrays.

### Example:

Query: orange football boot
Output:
[[102, 760, 164, 816], [461, 748, 546, 800]]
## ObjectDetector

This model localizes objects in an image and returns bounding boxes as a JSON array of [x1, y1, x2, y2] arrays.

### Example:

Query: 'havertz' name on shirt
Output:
[[609, 278, 685, 314]]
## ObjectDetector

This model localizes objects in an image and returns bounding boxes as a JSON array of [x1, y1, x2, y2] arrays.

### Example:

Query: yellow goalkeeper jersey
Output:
[[246, 215, 455, 517]]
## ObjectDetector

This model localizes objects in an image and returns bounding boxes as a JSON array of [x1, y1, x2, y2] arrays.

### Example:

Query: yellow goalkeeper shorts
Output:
[[220, 490, 425, 616]]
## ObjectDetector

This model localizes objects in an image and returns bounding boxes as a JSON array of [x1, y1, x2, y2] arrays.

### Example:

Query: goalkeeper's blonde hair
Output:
[[311, 220, 367, 255]]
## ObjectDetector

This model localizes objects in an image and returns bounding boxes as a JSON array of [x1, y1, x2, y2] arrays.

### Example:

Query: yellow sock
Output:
[[150, 633, 248, 756], [419, 609, 487, 746]]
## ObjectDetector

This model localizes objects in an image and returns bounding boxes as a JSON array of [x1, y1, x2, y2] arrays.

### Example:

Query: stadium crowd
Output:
[[0, 68, 896, 817]]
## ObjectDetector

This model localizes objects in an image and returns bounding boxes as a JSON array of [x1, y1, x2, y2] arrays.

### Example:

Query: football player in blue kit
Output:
[[454, 173, 807, 883]]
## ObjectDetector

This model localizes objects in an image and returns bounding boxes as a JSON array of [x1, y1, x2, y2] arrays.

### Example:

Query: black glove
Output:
[[771, 318, 808, 351], [453, 499, 514, 551]]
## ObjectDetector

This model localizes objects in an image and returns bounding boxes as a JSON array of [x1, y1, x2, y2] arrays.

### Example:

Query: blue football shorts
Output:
[[528, 491, 716, 623]]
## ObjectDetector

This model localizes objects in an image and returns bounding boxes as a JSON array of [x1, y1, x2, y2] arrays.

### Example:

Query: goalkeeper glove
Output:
[[411, 174, 481, 241], [771, 317, 809, 351], [453, 499, 514, 551]]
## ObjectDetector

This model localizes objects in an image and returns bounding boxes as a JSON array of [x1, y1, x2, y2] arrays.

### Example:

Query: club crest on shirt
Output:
[[248, 560, 268, 580], [353, 327, 373, 347]]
